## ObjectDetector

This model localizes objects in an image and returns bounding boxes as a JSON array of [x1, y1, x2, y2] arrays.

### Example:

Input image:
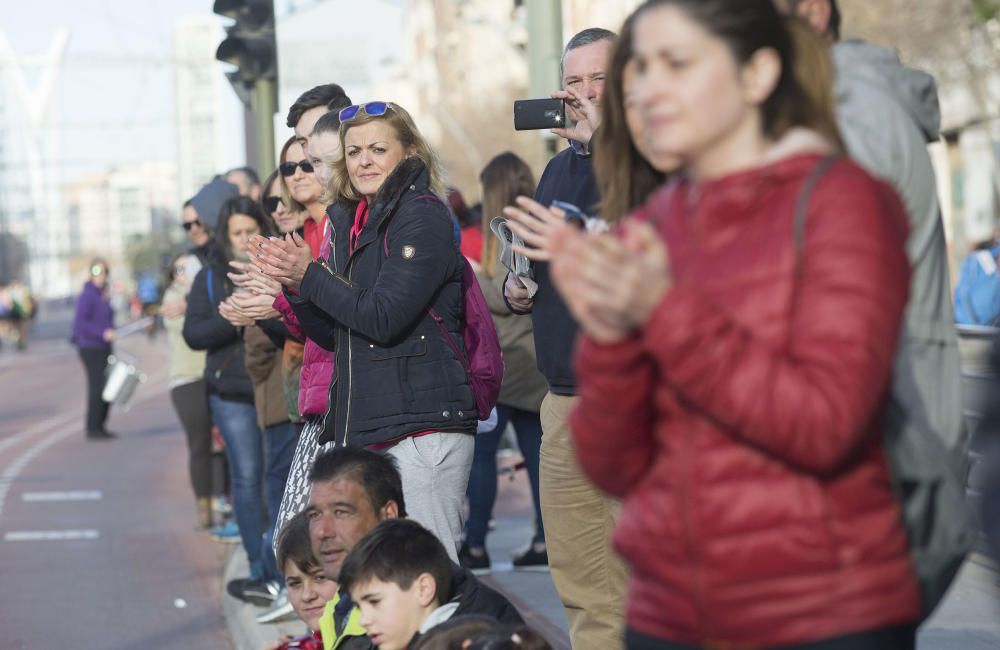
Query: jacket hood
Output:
[[760, 128, 836, 167], [189, 176, 240, 230], [832, 39, 940, 142]]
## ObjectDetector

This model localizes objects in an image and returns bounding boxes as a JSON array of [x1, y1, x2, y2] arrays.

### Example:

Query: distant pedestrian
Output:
[[162, 252, 217, 529], [71, 258, 116, 441]]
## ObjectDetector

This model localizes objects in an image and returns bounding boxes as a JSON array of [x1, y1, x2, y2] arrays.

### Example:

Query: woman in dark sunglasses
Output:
[[252, 101, 477, 562], [261, 167, 305, 235], [278, 136, 324, 232]]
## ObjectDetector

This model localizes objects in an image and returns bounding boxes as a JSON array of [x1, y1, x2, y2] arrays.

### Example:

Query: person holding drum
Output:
[[71, 258, 116, 440]]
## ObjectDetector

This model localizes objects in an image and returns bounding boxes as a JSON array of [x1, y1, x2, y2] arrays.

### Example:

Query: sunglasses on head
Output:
[[182, 219, 201, 231], [279, 160, 314, 177], [263, 196, 284, 214], [338, 101, 392, 123]]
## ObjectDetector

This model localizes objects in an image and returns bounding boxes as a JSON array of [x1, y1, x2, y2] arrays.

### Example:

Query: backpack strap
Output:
[[793, 155, 839, 255], [206, 267, 215, 305], [380, 192, 471, 370]]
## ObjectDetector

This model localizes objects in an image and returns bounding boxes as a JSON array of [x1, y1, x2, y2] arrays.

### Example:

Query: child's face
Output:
[[284, 561, 339, 630], [352, 576, 436, 650]]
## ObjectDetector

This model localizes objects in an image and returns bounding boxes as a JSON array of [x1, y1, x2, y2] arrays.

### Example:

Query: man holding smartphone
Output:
[[503, 27, 628, 650]]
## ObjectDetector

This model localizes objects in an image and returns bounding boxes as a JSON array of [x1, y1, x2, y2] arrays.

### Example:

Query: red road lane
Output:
[[0, 336, 232, 649]]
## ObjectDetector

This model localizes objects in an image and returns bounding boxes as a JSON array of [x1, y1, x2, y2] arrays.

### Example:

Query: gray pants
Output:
[[386, 432, 474, 563]]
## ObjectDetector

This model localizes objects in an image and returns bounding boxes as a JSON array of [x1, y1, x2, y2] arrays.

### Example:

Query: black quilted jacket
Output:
[[288, 157, 477, 446]]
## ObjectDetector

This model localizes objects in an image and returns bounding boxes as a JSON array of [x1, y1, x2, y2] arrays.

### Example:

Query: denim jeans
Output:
[[465, 404, 545, 549], [260, 421, 298, 581], [208, 395, 266, 578]]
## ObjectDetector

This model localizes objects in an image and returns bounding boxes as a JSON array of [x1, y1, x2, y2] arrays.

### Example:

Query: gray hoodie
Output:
[[833, 40, 964, 451]]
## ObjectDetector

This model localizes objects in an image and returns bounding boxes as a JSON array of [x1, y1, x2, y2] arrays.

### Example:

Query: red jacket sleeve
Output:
[[273, 292, 305, 341], [570, 336, 657, 497], [641, 173, 910, 476]]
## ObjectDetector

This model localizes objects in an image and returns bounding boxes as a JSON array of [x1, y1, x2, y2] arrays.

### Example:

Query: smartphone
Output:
[[514, 98, 566, 131], [551, 200, 586, 229]]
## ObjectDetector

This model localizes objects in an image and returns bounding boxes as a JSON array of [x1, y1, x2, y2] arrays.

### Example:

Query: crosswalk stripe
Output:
[[22, 490, 103, 502], [4, 529, 99, 541]]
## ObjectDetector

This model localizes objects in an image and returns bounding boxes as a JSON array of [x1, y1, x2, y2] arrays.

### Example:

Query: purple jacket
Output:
[[272, 226, 334, 418], [71, 281, 113, 350]]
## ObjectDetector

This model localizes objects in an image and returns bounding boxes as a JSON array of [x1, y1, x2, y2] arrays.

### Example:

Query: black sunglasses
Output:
[[279, 160, 314, 177], [263, 196, 284, 214], [182, 219, 201, 231]]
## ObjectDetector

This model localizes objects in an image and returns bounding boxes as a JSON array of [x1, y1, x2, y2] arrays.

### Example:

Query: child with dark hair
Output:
[[339, 520, 522, 650], [266, 513, 339, 650]]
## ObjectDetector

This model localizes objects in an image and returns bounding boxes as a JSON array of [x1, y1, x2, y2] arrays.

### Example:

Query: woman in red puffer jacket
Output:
[[544, 1, 921, 648]]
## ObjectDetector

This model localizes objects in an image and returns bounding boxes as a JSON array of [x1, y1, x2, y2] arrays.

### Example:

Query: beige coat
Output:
[[476, 262, 548, 412]]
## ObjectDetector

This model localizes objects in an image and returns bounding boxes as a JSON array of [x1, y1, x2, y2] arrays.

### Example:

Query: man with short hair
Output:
[[286, 83, 352, 156], [502, 27, 628, 650], [226, 166, 262, 201], [306, 448, 521, 650], [776, 0, 964, 454]]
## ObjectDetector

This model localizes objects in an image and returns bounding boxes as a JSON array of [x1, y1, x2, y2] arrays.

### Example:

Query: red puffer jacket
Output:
[[570, 154, 920, 647]]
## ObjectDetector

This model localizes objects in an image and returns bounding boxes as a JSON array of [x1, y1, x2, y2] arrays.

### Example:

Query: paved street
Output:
[[1, 307, 998, 649]]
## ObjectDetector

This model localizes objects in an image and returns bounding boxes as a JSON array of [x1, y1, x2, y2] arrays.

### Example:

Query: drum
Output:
[[102, 354, 146, 411]]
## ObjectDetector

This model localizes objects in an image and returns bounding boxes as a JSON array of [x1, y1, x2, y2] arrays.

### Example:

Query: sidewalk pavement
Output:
[[219, 451, 999, 650]]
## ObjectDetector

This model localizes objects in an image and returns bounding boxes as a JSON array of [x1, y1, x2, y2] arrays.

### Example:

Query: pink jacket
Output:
[[272, 222, 334, 418]]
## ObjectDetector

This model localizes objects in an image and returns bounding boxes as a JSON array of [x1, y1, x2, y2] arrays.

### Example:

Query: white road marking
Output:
[[22, 490, 103, 502], [0, 411, 80, 456], [0, 369, 168, 521], [4, 529, 99, 541]]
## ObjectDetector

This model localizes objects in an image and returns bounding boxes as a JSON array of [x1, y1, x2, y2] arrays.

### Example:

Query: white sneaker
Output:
[[255, 589, 295, 624]]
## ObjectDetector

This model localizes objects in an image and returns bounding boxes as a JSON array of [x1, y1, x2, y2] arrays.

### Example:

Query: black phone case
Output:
[[513, 99, 566, 131]]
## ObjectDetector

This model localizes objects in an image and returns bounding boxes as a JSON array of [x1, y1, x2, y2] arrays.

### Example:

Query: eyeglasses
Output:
[[338, 101, 392, 123], [263, 196, 284, 214], [173, 266, 186, 275], [90, 265, 106, 276], [182, 219, 201, 231], [279, 160, 314, 177]]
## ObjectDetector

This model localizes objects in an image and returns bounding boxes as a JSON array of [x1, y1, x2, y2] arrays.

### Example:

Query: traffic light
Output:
[[214, 0, 277, 93], [214, 0, 278, 174]]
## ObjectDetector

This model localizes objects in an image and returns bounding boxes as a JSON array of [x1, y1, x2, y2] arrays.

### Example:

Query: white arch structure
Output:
[[0, 29, 70, 298]]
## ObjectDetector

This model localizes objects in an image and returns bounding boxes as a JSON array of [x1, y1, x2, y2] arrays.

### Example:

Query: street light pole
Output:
[[526, 0, 563, 160], [252, 78, 277, 174]]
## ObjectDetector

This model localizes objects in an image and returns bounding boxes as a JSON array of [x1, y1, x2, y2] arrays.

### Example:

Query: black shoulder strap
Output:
[[793, 155, 839, 255]]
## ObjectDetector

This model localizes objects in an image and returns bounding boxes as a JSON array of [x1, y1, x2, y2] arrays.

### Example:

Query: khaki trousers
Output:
[[540, 392, 628, 650]]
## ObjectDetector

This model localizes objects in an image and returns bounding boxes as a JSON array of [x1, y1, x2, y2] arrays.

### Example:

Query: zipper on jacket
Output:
[[318, 226, 340, 436]]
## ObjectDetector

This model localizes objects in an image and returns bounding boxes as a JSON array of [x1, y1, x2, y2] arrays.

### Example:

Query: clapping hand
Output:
[[549, 219, 673, 343], [502, 196, 572, 263], [218, 298, 255, 327], [248, 232, 313, 293], [228, 260, 282, 298], [228, 291, 280, 321]]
